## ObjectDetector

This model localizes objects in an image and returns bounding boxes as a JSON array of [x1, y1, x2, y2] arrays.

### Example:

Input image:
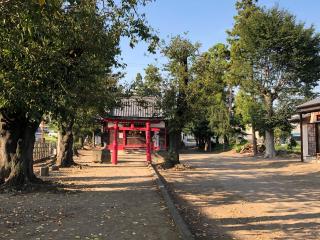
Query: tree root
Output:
[[0, 178, 71, 193], [59, 160, 78, 168], [0, 172, 49, 191]]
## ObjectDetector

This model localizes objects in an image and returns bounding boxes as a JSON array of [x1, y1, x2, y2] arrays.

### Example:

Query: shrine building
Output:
[[295, 98, 320, 162], [102, 97, 167, 165]]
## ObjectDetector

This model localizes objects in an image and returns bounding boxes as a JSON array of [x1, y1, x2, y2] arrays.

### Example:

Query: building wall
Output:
[[307, 123, 317, 156], [301, 120, 319, 158], [302, 124, 308, 158], [107, 128, 166, 150]]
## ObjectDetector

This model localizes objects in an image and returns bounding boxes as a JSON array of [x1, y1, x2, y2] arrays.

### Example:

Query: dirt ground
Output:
[[159, 151, 320, 240], [0, 150, 181, 240]]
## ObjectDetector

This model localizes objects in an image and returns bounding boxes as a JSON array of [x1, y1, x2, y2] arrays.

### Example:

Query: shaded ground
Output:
[[159, 151, 320, 240], [0, 150, 181, 240]]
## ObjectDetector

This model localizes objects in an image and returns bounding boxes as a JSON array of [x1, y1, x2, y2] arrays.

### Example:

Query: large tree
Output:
[[53, 1, 120, 167], [130, 64, 162, 98], [54, 0, 159, 167], [131, 73, 144, 96], [162, 36, 200, 164], [143, 64, 162, 98], [229, 1, 320, 157], [190, 43, 234, 149], [0, 0, 65, 186], [0, 0, 158, 187], [234, 90, 265, 155]]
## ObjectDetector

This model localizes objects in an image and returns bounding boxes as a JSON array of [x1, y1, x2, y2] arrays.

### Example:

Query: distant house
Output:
[[296, 98, 320, 161]]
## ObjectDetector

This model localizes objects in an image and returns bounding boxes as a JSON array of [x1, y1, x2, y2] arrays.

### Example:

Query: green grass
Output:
[[210, 143, 233, 153], [275, 144, 301, 154], [232, 140, 249, 153], [44, 133, 58, 143], [232, 142, 301, 154]]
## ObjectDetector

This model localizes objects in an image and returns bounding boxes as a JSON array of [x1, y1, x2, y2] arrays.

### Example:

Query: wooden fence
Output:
[[0, 140, 56, 162], [33, 141, 57, 162]]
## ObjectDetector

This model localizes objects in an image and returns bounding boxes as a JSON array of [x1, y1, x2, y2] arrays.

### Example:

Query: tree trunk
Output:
[[168, 129, 180, 165], [265, 129, 276, 158], [207, 136, 212, 152], [167, 56, 189, 166], [22, 120, 40, 182], [57, 121, 75, 167], [0, 112, 21, 184], [223, 135, 229, 150], [228, 84, 233, 114], [92, 131, 95, 147], [0, 111, 40, 187], [198, 137, 205, 151], [5, 138, 25, 186], [264, 94, 276, 158], [204, 140, 208, 152], [252, 124, 258, 156], [79, 136, 84, 148]]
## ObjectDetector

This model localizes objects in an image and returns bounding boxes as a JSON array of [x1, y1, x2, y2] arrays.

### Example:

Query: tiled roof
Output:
[[297, 98, 320, 109], [289, 113, 311, 122], [108, 97, 163, 119]]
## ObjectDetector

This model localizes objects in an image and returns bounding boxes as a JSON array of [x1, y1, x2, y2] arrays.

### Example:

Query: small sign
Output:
[[310, 112, 320, 123]]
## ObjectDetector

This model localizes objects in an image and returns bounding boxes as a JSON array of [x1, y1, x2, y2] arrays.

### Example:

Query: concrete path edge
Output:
[[148, 164, 195, 240]]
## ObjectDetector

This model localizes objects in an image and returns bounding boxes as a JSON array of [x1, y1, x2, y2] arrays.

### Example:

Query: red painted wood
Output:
[[106, 144, 160, 151], [146, 121, 151, 163], [112, 121, 119, 165], [123, 144, 145, 149], [103, 118, 165, 164], [109, 145, 124, 150], [123, 130, 127, 146], [104, 118, 162, 123], [164, 127, 167, 150], [106, 145, 124, 150], [107, 126, 160, 132]]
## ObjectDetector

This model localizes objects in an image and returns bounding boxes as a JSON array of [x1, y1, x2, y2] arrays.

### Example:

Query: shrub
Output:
[[235, 144, 243, 153], [287, 138, 297, 150]]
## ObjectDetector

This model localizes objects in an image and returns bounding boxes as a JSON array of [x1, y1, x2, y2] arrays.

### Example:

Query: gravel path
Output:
[[0, 150, 181, 240], [159, 151, 320, 240]]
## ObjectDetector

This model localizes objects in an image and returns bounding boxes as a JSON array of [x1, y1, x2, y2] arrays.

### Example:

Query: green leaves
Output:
[[162, 36, 200, 132], [189, 43, 233, 138], [38, 0, 45, 6], [234, 89, 266, 133], [130, 65, 162, 98], [229, 1, 320, 154], [230, 5, 320, 98], [0, 0, 157, 127]]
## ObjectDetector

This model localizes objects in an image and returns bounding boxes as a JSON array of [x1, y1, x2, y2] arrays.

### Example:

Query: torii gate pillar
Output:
[[112, 121, 119, 165], [146, 121, 152, 163]]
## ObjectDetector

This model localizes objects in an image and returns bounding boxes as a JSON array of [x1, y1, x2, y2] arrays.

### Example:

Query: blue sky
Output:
[[118, 0, 320, 85]]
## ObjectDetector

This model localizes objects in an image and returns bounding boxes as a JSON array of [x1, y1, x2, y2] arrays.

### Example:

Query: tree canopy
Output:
[[162, 36, 200, 163], [2, 0, 320, 184], [229, 1, 320, 157], [0, 0, 159, 186], [130, 64, 162, 98]]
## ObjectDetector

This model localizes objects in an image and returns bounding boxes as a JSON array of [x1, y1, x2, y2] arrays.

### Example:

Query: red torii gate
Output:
[[103, 118, 167, 165]]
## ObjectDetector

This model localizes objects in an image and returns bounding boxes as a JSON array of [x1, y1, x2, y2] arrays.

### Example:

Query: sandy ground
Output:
[[159, 151, 320, 240], [0, 150, 181, 240]]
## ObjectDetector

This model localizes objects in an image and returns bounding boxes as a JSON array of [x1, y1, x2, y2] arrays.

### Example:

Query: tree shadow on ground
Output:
[[0, 157, 180, 240], [159, 152, 320, 239]]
